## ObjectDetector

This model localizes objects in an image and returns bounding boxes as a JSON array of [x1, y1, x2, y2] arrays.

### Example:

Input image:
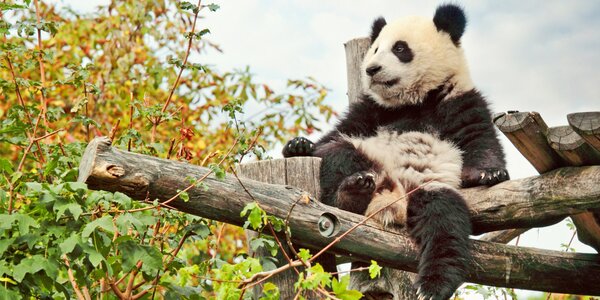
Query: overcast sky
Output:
[[58, 0, 599, 296]]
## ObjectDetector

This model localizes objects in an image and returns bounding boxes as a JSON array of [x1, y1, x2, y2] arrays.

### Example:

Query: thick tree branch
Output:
[[78, 137, 600, 295]]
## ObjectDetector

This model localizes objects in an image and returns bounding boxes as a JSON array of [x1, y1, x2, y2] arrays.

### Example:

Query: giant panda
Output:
[[283, 4, 508, 300]]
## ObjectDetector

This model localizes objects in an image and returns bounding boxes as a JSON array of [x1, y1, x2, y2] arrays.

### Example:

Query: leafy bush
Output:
[[0, 0, 342, 298]]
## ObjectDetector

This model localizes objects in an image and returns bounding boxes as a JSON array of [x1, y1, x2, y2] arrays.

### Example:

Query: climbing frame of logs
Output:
[[77, 33, 600, 298], [493, 111, 600, 251]]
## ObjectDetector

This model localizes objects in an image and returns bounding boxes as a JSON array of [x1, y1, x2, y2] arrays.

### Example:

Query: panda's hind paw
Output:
[[340, 171, 376, 195], [282, 137, 315, 157]]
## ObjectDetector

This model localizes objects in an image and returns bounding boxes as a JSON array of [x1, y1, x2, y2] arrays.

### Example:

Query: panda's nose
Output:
[[366, 65, 382, 77]]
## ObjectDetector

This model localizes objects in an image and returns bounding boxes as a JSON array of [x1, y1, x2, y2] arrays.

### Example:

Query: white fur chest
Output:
[[345, 130, 463, 188]]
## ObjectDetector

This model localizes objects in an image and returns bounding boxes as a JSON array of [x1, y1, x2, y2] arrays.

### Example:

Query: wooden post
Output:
[[344, 37, 371, 104], [237, 158, 321, 300]]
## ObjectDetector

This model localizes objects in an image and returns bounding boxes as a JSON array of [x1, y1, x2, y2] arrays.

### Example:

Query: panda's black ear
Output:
[[370, 17, 387, 44], [433, 4, 467, 45]]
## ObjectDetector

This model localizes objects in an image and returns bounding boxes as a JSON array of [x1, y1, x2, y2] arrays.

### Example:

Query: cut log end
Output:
[[77, 136, 112, 183]]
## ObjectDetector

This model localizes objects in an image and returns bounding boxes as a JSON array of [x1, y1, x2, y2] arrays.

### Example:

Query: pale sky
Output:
[[55, 0, 599, 297]]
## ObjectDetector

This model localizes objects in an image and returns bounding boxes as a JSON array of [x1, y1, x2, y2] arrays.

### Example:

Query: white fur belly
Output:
[[345, 130, 463, 188]]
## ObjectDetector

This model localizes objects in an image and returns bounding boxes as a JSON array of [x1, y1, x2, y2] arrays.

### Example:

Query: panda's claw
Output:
[[462, 167, 510, 187], [282, 137, 316, 157]]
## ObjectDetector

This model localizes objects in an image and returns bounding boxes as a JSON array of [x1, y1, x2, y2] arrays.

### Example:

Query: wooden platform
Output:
[[494, 111, 600, 251]]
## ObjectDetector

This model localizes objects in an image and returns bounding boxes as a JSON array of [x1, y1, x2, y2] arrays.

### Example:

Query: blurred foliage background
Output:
[[0, 0, 335, 298]]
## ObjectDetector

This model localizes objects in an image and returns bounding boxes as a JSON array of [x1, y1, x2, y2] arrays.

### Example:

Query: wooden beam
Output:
[[568, 112, 600, 153], [547, 125, 600, 166], [494, 111, 565, 172], [546, 124, 600, 252], [78, 137, 600, 295]]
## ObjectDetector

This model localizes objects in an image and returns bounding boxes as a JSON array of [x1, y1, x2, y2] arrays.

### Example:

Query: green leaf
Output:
[[65, 182, 87, 192], [13, 255, 46, 282], [87, 248, 104, 267], [82, 215, 115, 238], [25, 182, 42, 193], [54, 199, 83, 221], [185, 222, 210, 239], [59, 235, 80, 254], [0, 238, 15, 258], [298, 248, 312, 262], [299, 263, 331, 290], [0, 286, 20, 299], [115, 213, 144, 234], [117, 240, 162, 272], [15, 214, 39, 235], [179, 190, 189, 202], [259, 282, 280, 300], [368, 260, 382, 279], [206, 3, 220, 11], [0, 158, 14, 173], [0, 214, 16, 230], [112, 191, 132, 207], [331, 276, 363, 300]]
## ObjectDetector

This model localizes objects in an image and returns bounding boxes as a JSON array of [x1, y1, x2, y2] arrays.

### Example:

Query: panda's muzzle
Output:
[[371, 78, 399, 87]]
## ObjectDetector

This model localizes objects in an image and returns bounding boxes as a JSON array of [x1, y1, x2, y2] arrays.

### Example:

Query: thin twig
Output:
[[109, 119, 121, 141], [63, 255, 88, 300], [128, 93, 134, 152], [284, 195, 309, 264], [33, 0, 48, 127], [5, 55, 45, 164], [152, 0, 203, 143], [166, 138, 176, 159]]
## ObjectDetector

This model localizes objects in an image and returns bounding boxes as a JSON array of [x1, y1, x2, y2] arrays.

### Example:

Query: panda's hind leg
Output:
[[407, 184, 472, 300]]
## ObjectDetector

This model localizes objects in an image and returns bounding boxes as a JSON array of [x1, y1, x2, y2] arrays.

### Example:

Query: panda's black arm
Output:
[[439, 91, 509, 186], [315, 100, 380, 146]]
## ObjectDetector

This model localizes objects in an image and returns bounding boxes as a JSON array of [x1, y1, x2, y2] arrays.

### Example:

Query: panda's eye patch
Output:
[[392, 40, 413, 63]]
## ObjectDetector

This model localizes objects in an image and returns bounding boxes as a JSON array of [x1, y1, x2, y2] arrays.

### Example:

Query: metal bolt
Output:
[[318, 214, 338, 237]]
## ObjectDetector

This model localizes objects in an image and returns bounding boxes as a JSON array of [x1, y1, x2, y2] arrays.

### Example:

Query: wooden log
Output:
[[483, 111, 562, 244], [78, 137, 600, 295], [547, 125, 600, 166], [344, 37, 370, 104], [546, 124, 600, 252], [494, 111, 565, 172], [479, 228, 528, 244], [568, 112, 600, 152]]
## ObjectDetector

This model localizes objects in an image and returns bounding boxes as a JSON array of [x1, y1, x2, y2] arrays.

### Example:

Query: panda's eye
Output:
[[394, 45, 404, 52]]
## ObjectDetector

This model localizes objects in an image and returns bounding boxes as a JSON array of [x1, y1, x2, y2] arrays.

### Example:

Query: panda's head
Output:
[[362, 4, 474, 107]]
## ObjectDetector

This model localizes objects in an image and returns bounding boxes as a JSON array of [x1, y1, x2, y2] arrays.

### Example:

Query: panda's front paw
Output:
[[282, 137, 315, 157], [340, 171, 376, 195], [461, 167, 509, 188]]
